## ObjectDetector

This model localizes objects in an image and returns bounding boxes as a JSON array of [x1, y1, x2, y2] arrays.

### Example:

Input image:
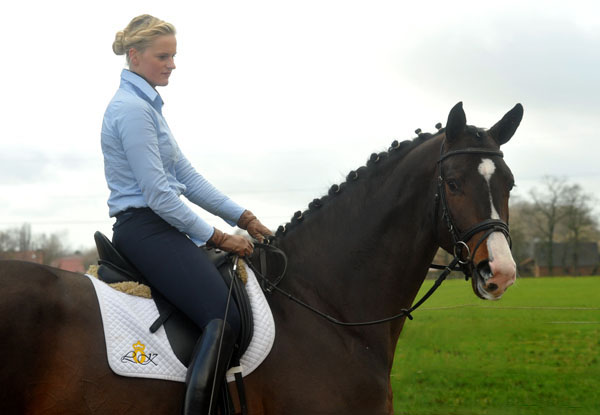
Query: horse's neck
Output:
[[276, 137, 442, 325]]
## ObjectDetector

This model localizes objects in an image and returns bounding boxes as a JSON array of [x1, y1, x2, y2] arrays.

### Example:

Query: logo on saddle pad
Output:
[[121, 340, 158, 366]]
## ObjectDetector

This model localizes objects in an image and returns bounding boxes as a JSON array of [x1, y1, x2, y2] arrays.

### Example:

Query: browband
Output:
[[438, 148, 503, 163]]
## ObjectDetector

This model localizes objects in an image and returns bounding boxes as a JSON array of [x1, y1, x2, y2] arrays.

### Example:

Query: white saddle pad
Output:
[[85, 262, 275, 383]]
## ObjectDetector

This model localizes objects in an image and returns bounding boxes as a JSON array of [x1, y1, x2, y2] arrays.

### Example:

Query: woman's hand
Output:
[[208, 228, 253, 256], [237, 210, 273, 242]]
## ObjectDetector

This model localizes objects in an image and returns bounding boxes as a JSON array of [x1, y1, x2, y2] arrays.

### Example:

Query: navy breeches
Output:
[[112, 208, 241, 334]]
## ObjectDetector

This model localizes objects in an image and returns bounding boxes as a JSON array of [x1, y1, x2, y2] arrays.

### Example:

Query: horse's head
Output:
[[437, 102, 523, 300]]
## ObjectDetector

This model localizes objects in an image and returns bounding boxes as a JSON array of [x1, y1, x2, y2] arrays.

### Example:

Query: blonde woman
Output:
[[102, 14, 272, 414]]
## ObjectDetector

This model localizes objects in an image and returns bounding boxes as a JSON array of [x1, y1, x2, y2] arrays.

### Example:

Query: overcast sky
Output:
[[1, 0, 598, 249]]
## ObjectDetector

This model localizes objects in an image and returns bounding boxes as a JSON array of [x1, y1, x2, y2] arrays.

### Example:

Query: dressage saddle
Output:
[[93, 231, 253, 367]]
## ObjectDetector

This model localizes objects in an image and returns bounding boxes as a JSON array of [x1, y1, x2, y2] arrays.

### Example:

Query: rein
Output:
[[246, 247, 458, 325], [245, 140, 512, 327]]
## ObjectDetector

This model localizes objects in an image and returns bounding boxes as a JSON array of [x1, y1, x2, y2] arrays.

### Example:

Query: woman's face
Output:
[[129, 34, 176, 87]]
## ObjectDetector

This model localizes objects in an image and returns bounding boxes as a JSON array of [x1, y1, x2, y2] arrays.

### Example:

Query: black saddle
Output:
[[93, 231, 253, 367]]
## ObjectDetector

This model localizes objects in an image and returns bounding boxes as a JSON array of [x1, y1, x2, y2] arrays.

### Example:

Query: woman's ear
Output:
[[128, 48, 138, 66]]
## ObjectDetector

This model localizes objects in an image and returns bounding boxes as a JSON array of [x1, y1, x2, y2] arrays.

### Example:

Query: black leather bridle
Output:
[[243, 139, 513, 325], [434, 141, 511, 280]]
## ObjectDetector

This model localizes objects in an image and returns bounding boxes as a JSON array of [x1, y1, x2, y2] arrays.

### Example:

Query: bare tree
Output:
[[0, 226, 25, 252], [18, 223, 32, 252], [1, 224, 71, 265], [507, 197, 536, 274], [528, 176, 570, 275], [561, 184, 597, 274], [0, 229, 17, 251], [34, 232, 68, 265]]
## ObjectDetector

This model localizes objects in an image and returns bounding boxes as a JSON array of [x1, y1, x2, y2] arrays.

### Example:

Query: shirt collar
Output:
[[120, 69, 164, 109]]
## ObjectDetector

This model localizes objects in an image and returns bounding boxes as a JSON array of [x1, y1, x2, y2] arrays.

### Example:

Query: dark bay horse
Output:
[[0, 102, 522, 414]]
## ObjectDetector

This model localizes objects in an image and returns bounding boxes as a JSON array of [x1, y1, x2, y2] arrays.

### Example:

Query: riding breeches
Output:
[[111, 207, 241, 334]]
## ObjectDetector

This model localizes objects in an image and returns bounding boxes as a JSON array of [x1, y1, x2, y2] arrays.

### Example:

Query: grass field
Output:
[[390, 276, 600, 415]]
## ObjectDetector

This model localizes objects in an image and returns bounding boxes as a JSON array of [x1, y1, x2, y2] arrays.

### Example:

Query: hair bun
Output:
[[112, 31, 126, 55], [113, 15, 176, 63]]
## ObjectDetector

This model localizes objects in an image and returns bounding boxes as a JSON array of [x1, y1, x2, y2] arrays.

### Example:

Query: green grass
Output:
[[391, 276, 600, 415]]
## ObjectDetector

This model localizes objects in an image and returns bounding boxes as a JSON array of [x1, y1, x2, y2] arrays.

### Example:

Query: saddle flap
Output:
[[98, 264, 135, 285]]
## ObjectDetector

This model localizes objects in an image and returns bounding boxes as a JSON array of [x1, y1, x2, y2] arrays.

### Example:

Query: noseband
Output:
[[246, 139, 514, 326], [435, 142, 511, 280]]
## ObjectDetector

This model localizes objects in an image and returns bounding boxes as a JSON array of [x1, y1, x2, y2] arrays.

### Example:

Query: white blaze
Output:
[[477, 158, 515, 272], [477, 159, 500, 219]]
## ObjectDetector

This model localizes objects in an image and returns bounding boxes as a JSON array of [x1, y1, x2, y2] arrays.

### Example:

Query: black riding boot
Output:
[[183, 319, 236, 415]]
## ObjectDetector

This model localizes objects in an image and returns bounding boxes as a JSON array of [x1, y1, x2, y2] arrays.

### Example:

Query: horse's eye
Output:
[[508, 181, 516, 191], [446, 179, 460, 193]]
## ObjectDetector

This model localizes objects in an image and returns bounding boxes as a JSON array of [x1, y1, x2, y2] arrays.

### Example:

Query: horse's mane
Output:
[[273, 126, 445, 239]]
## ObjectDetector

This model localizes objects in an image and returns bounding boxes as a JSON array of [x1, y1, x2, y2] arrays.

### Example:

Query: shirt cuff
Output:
[[187, 218, 216, 246], [219, 199, 246, 227]]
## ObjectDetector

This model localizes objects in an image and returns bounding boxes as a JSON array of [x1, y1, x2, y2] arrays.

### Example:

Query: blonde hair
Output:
[[113, 14, 176, 64]]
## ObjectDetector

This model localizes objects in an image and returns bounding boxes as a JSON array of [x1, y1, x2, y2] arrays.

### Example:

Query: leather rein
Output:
[[244, 140, 511, 325]]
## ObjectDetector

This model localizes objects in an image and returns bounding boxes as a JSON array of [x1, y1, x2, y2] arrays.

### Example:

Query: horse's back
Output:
[[0, 260, 183, 414], [0, 261, 93, 413]]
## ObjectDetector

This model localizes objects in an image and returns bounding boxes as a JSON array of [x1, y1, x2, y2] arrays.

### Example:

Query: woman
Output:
[[102, 14, 272, 414]]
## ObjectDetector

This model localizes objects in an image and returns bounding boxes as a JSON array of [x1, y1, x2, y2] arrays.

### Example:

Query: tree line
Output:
[[509, 176, 599, 275], [0, 223, 96, 267], [1, 176, 598, 275], [427, 176, 598, 277]]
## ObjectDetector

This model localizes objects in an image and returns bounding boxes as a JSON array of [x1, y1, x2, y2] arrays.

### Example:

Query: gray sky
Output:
[[1, 0, 598, 249]]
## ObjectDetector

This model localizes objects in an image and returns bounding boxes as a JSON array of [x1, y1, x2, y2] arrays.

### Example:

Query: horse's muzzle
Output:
[[472, 232, 516, 300], [473, 266, 516, 300]]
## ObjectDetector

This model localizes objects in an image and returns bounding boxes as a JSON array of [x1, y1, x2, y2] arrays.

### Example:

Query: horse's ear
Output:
[[488, 103, 523, 146], [445, 102, 466, 142]]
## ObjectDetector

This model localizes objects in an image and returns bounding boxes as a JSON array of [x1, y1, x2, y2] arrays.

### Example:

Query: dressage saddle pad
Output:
[[86, 262, 275, 383]]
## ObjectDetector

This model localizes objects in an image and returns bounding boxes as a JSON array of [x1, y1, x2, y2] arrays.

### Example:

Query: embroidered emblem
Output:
[[121, 340, 158, 366]]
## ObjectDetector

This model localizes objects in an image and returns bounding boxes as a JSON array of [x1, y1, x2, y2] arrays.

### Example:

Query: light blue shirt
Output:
[[101, 69, 245, 245]]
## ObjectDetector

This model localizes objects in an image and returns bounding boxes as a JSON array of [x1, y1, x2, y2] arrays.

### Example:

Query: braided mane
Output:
[[273, 126, 445, 239]]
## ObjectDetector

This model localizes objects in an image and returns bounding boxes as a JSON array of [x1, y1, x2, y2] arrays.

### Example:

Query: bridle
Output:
[[242, 138, 512, 325], [434, 140, 511, 280]]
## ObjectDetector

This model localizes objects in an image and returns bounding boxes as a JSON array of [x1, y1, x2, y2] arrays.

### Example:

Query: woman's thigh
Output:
[[112, 209, 240, 332]]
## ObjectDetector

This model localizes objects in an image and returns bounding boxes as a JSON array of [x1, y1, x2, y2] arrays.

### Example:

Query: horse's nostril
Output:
[[486, 283, 498, 292], [476, 260, 491, 278]]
